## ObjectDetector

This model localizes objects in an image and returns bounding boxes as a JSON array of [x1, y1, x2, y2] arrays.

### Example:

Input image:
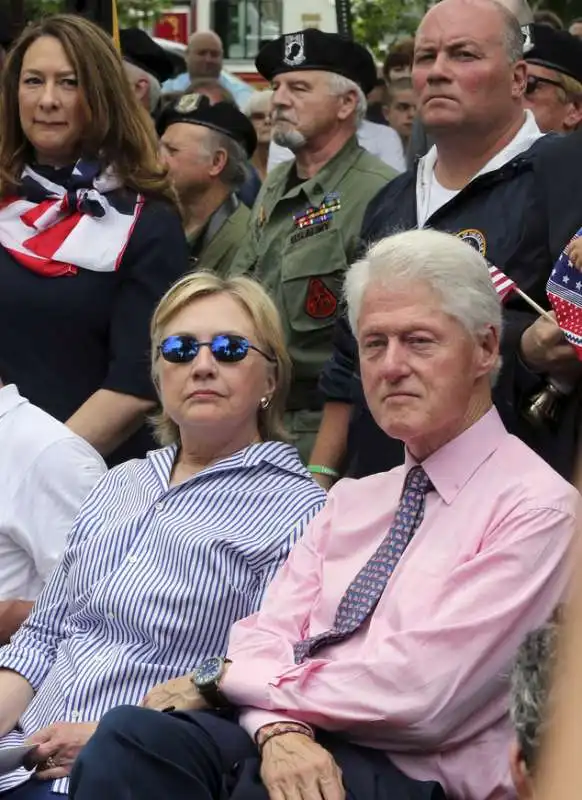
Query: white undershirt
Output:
[[416, 110, 544, 228], [0, 384, 106, 600]]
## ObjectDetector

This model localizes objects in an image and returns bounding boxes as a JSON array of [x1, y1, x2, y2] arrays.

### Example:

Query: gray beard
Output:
[[273, 128, 307, 151]]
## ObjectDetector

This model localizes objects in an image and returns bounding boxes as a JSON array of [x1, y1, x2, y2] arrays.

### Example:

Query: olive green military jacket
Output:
[[189, 200, 251, 279], [229, 136, 396, 409]]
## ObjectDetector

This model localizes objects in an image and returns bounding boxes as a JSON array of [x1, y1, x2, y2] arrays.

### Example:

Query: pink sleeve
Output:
[[223, 506, 573, 750]]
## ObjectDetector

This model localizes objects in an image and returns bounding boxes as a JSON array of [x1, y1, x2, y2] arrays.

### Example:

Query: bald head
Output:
[[413, 0, 527, 140], [187, 31, 224, 80]]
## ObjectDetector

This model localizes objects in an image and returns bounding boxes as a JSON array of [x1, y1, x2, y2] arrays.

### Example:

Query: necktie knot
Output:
[[404, 465, 433, 495]]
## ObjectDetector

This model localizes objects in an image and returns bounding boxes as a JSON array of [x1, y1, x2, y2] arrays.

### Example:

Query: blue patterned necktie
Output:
[[294, 466, 433, 664]]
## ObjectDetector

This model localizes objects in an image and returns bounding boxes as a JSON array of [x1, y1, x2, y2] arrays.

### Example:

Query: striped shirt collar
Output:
[[147, 440, 311, 490]]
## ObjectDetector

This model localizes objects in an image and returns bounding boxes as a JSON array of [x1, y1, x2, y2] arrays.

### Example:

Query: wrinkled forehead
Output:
[[416, 0, 507, 48]]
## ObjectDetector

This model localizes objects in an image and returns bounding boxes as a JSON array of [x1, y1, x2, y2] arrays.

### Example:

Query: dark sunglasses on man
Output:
[[524, 74, 564, 96], [159, 333, 275, 364]]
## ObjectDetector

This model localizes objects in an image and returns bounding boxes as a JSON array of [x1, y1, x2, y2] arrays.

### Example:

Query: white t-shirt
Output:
[[267, 119, 406, 174], [0, 384, 106, 600], [416, 110, 544, 228]]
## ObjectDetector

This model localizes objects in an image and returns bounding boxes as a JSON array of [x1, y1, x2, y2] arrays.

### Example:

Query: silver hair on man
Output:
[[344, 229, 503, 379], [510, 619, 559, 771]]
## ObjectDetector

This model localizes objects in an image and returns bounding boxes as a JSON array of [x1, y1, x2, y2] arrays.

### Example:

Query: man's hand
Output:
[[141, 674, 208, 712], [26, 722, 98, 780], [520, 314, 582, 379], [260, 733, 345, 800]]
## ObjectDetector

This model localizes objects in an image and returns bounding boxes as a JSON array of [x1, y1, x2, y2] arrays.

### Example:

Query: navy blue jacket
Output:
[[320, 135, 582, 479]]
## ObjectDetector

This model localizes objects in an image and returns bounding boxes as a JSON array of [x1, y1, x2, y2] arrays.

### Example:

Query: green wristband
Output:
[[307, 464, 340, 478]]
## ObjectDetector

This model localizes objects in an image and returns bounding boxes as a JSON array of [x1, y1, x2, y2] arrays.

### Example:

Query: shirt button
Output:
[[107, 612, 115, 620], [71, 710, 80, 721], [128, 556, 137, 565], [155, 502, 164, 511]]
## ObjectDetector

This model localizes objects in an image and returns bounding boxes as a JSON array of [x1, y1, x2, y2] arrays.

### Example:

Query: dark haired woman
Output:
[[0, 14, 189, 463]]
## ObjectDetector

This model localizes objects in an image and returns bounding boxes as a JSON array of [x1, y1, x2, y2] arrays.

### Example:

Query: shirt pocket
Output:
[[280, 226, 347, 335]]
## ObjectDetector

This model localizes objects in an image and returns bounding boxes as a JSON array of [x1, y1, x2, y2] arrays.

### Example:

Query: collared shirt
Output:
[[162, 70, 255, 109], [267, 120, 406, 174], [416, 110, 544, 226], [222, 410, 576, 799], [0, 384, 105, 601], [0, 441, 326, 794]]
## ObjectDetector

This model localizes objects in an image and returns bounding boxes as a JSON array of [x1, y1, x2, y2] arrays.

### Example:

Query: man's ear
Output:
[[509, 740, 535, 800], [512, 60, 528, 99], [209, 148, 228, 179], [563, 99, 582, 132]]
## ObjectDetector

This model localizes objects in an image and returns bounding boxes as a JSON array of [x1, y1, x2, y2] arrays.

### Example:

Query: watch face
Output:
[[195, 656, 223, 687]]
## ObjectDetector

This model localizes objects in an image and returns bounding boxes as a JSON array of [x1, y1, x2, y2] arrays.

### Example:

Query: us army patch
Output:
[[457, 228, 487, 256], [305, 277, 338, 319]]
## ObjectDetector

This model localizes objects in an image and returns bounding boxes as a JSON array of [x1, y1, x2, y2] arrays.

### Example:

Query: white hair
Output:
[[326, 73, 367, 125], [244, 89, 274, 117], [345, 229, 503, 381], [123, 60, 161, 114]]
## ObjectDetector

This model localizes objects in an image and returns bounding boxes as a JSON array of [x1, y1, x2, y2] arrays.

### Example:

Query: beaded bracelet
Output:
[[257, 722, 315, 754], [307, 464, 340, 478]]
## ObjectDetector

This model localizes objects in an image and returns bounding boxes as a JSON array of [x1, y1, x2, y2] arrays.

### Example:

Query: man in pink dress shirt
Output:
[[70, 230, 576, 800]]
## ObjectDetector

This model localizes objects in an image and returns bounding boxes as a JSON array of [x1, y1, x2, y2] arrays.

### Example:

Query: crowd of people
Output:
[[0, 0, 582, 797]]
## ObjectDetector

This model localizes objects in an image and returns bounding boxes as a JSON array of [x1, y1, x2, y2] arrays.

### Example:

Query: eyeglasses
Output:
[[159, 334, 276, 364], [525, 74, 564, 96]]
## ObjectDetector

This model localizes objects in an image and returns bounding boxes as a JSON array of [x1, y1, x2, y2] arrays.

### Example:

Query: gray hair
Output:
[[123, 60, 161, 114], [205, 129, 248, 191], [495, 1, 526, 62], [345, 229, 503, 380], [327, 73, 367, 125], [510, 620, 560, 771]]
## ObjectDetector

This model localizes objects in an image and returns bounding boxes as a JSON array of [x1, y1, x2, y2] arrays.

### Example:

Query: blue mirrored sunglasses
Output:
[[159, 334, 276, 364]]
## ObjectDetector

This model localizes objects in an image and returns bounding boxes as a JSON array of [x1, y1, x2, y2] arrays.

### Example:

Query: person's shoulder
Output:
[[121, 196, 188, 272], [360, 167, 415, 225], [492, 433, 578, 516], [353, 147, 399, 181], [328, 465, 407, 507]]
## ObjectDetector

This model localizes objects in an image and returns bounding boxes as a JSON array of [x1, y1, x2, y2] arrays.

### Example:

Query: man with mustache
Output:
[[311, 0, 582, 486], [228, 29, 396, 465]]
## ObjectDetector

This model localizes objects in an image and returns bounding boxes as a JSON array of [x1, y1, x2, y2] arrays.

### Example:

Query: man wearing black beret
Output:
[[524, 23, 582, 132], [120, 28, 175, 118], [229, 28, 396, 463], [157, 93, 257, 275]]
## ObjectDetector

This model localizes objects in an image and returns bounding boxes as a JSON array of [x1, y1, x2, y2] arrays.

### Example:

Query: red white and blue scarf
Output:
[[0, 159, 143, 277]]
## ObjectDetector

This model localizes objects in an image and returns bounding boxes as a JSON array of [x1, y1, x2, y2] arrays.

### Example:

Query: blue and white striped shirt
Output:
[[0, 441, 326, 794]]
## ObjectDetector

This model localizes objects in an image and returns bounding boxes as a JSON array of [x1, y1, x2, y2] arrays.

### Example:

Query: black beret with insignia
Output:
[[526, 24, 582, 84], [157, 93, 258, 158], [256, 28, 378, 96], [120, 28, 176, 85]]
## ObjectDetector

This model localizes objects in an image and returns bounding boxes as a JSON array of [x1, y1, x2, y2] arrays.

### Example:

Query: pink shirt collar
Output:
[[404, 406, 506, 505]]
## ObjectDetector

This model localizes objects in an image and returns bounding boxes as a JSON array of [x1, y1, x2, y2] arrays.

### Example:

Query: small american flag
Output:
[[547, 230, 582, 359], [488, 265, 516, 301]]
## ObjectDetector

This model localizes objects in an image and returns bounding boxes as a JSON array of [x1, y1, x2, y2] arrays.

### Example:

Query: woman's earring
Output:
[[260, 396, 271, 410]]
